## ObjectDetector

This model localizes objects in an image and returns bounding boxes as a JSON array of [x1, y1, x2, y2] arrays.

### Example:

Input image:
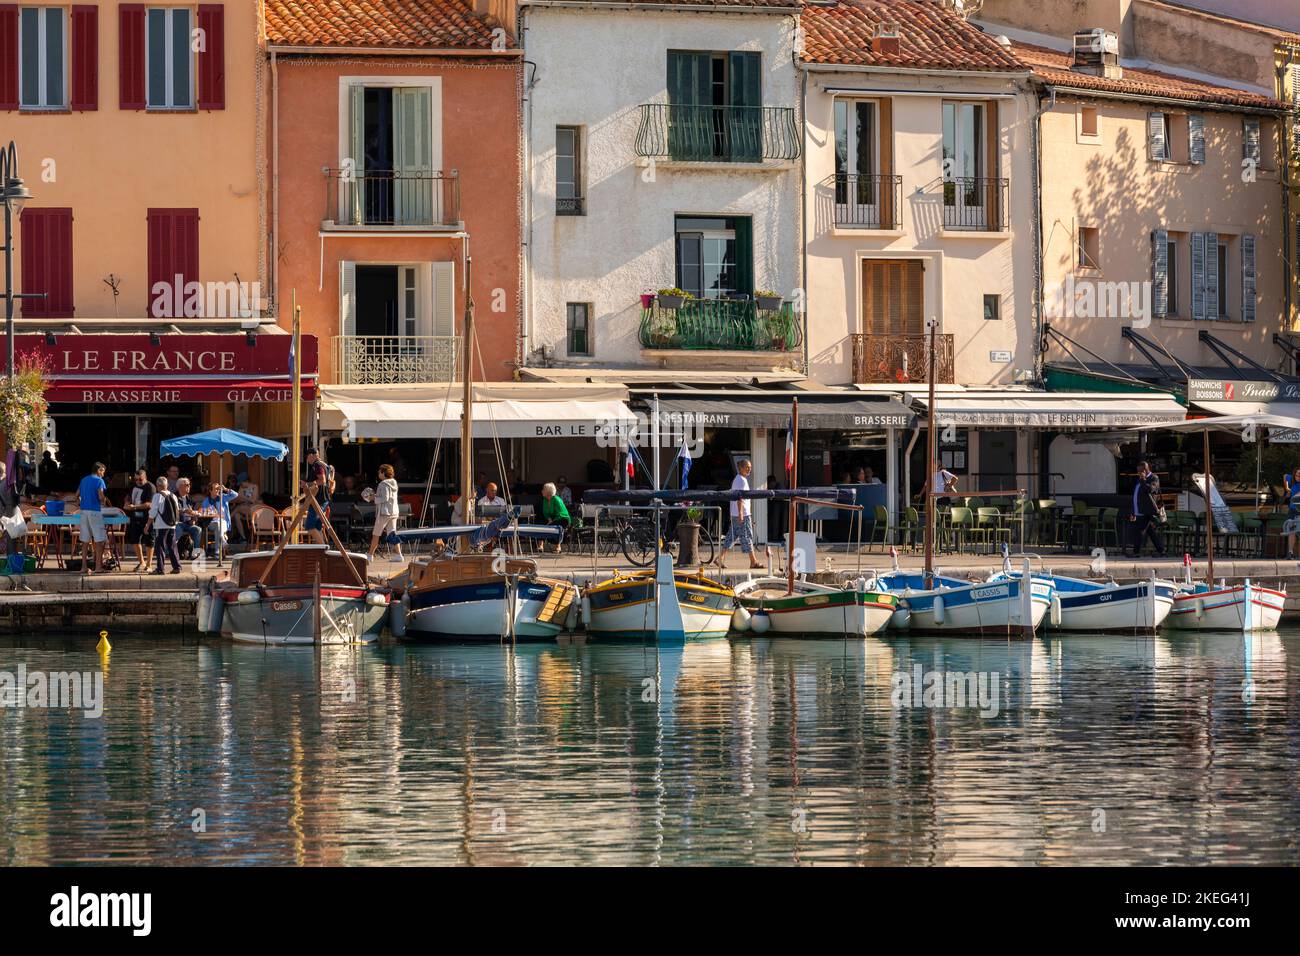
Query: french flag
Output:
[[785, 417, 795, 474], [626, 445, 636, 480]]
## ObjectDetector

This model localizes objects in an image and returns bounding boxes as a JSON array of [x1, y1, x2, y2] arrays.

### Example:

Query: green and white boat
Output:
[[733, 576, 897, 638]]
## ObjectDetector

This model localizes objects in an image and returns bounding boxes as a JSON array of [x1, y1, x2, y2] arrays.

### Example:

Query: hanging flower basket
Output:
[[0, 354, 51, 450]]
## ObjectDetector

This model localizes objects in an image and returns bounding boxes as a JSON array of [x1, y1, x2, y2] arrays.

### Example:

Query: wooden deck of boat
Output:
[[536, 581, 576, 626]]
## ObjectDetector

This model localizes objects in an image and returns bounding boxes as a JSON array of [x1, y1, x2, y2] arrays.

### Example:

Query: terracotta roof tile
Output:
[[264, 0, 511, 49], [1013, 41, 1287, 110], [543, 1, 799, 7], [801, 0, 1024, 72]]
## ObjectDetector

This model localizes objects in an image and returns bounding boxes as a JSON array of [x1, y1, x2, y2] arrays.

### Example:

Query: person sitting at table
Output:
[[199, 481, 240, 553], [861, 466, 882, 485], [124, 468, 156, 571], [556, 475, 573, 507], [478, 482, 506, 510], [78, 462, 110, 575], [541, 482, 570, 554], [228, 478, 262, 544], [173, 478, 203, 559], [367, 464, 403, 563]]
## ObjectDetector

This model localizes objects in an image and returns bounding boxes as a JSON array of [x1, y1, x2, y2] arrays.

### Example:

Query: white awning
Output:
[[910, 391, 1187, 428], [325, 398, 637, 441], [1192, 400, 1300, 418]]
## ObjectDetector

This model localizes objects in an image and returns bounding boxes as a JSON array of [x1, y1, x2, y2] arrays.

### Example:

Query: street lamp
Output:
[[2, 140, 34, 384]]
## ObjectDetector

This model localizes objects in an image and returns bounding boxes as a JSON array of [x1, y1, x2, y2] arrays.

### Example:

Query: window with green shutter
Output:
[[666, 50, 761, 162]]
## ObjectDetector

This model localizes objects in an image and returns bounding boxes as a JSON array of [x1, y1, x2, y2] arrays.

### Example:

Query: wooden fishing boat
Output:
[[1167, 580, 1285, 631], [582, 568, 734, 641], [733, 576, 896, 637], [989, 571, 1176, 633]]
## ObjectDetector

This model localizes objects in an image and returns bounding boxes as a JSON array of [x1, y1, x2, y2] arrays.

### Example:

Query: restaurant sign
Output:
[[12, 333, 319, 403], [1187, 379, 1300, 403]]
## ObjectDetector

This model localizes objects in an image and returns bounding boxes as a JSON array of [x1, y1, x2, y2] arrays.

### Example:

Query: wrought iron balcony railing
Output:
[[324, 169, 461, 228], [333, 335, 459, 385], [635, 104, 800, 163], [831, 173, 903, 229], [640, 300, 802, 352], [851, 333, 954, 384], [941, 176, 1008, 232]]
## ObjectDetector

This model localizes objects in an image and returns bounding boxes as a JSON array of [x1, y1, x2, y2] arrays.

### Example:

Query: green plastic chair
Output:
[[976, 507, 1010, 554]]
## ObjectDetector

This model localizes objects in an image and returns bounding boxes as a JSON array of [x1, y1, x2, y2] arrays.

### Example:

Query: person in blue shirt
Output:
[[199, 481, 240, 553], [77, 462, 110, 574]]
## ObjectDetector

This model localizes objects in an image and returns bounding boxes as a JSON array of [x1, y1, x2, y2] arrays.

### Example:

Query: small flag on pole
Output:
[[784, 417, 795, 474], [626, 445, 636, 480], [678, 442, 692, 490]]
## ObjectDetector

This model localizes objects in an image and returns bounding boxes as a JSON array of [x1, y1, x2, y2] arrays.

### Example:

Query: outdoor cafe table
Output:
[[31, 513, 129, 569]]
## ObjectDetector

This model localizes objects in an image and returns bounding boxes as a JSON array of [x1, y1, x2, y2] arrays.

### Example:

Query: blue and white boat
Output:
[[990, 571, 1176, 633], [876, 570, 1052, 636]]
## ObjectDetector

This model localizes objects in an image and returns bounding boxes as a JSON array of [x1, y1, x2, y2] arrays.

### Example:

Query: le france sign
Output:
[[12, 333, 319, 403]]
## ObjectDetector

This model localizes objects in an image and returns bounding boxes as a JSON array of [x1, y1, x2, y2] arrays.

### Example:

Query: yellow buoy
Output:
[[96, 630, 112, 654]]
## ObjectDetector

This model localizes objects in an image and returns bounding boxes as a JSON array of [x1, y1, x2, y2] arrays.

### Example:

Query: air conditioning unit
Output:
[[1071, 28, 1122, 79]]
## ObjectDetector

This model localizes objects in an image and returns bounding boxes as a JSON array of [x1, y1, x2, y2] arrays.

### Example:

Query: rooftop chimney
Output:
[[1072, 28, 1122, 79], [871, 21, 902, 57]]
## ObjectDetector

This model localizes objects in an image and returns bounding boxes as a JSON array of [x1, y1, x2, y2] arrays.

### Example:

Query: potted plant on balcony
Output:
[[755, 290, 784, 311], [657, 288, 691, 310], [640, 290, 657, 310]]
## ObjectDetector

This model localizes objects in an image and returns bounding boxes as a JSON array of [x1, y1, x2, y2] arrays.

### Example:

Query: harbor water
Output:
[[0, 629, 1296, 865]]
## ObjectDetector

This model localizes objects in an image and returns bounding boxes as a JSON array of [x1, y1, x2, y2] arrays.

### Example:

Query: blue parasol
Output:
[[160, 428, 289, 461]]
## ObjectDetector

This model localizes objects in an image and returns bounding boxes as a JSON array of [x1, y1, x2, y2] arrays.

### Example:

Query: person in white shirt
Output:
[[368, 464, 403, 563], [930, 468, 958, 506], [717, 458, 762, 570], [478, 482, 506, 509], [861, 466, 882, 485], [146, 476, 182, 574]]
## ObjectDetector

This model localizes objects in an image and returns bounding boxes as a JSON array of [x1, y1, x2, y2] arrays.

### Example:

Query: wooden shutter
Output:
[[1188, 114, 1205, 164], [1147, 112, 1165, 161], [20, 208, 74, 317], [1242, 117, 1261, 164], [339, 260, 356, 336], [197, 4, 224, 110], [69, 5, 97, 110], [0, 5, 17, 110], [1204, 231, 1219, 318], [728, 51, 761, 162], [1151, 228, 1168, 318], [666, 51, 710, 160], [432, 260, 455, 337], [394, 86, 433, 224], [861, 260, 922, 336], [119, 4, 145, 110], [147, 208, 199, 317], [1190, 231, 1206, 320], [1241, 233, 1256, 323], [733, 216, 753, 296]]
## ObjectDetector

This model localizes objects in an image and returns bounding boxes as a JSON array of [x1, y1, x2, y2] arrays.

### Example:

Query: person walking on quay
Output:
[[78, 462, 110, 574], [1283, 466, 1300, 559], [540, 481, 570, 554], [717, 457, 762, 570], [368, 464, 403, 563], [124, 468, 156, 571], [147, 477, 182, 574], [1127, 460, 1166, 557], [303, 448, 331, 545]]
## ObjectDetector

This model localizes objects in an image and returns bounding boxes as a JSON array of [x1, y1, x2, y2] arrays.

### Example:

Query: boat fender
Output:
[[205, 589, 226, 633], [1050, 594, 1062, 627], [890, 606, 911, 630], [366, 591, 389, 607], [855, 576, 868, 592], [401, 591, 411, 610], [932, 594, 945, 625], [388, 600, 407, 638], [731, 605, 752, 632], [580, 595, 592, 627], [196, 591, 212, 632], [1194, 597, 1204, 619], [236, 589, 260, 605], [750, 612, 772, 634]]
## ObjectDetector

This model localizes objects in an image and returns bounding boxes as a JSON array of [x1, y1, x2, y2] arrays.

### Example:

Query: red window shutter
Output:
[[147, 208, 200, 317], [0, 5, 18, 111], [21, 209, 75, 318], [197, 4, 225, 110], [70, 6, 98, 111], [119, 4, 146, 110]]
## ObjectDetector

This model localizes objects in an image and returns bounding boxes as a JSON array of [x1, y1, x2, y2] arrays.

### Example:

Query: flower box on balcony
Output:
[[657, 289, 689, 310], [755, 292, 784, 311]]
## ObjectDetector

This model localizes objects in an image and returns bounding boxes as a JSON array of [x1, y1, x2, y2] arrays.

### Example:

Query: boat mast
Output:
[[787, 397, 798, 595], [291, 295, 302, 530], [1204, 426, 1214, 583], [924, 316, 937, 588], [460, 256, 475, 541]]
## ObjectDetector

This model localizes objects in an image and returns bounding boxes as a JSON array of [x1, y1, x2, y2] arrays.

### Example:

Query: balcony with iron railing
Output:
[[333, 335, 460, 385], [941, 177, 1008, 232], [851, 333, 954, 384], [634, 104, 800, 164], [830, 173, 903, 229], [640, 299, 802, 352], [323, 168, 461, 230]]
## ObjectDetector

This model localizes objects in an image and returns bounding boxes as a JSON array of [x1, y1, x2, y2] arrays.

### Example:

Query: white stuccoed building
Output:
[[519, 0, 805, 379]]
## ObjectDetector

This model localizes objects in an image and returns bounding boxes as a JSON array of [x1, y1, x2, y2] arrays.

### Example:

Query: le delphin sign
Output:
[[13, 333, 319, 403], [1187, 378, 1300, 403]]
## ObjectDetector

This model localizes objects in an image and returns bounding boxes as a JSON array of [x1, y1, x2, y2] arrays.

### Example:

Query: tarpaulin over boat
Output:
[[582, 487, 856, 505]]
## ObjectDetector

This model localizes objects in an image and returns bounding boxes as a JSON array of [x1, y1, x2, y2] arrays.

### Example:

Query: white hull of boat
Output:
[[1167, 583, 1285, 631], [733, 577, 896, 637], [405, 591, 565, 642], [878, 573, 1051, 636]]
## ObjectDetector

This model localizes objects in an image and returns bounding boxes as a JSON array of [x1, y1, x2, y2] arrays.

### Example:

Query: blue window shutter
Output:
[[1190, 231, 1206, 320], [1205, 231, 1219, 318], [1151, 228, 1168, 317], [1189, 114, 1205, 164], [1147, 112, 1166, 161], [1241, 233, 1256, 323]]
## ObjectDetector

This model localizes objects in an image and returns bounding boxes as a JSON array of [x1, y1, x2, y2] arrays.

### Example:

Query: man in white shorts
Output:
[[78, 462, 110, 574]]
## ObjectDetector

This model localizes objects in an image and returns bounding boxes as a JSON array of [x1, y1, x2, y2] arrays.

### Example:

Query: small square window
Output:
[[982, 294, 1001, 321], [1080, 106, 1098, 137], [1077, 226, 1100, 270], [567, 303, 591, 356]]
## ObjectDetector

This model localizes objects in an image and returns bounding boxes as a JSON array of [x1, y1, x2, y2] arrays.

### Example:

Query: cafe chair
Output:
[[251, 506, 279, 550], [976, 507, 1009, 554]]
